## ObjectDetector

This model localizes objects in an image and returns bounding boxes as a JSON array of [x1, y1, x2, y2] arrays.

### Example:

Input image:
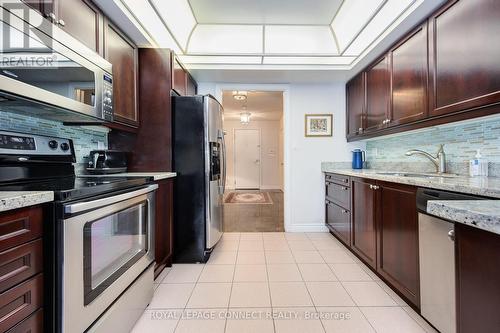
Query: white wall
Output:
[[224, 120, 282, 190], [197, 82, 365, 232]]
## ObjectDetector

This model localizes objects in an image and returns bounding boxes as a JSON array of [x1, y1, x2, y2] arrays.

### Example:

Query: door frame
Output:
[[216, 84, 291, 231], [233, 128, 262, 189]]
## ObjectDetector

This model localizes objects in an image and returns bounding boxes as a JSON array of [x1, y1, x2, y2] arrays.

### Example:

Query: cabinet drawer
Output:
[[326, 181, 351, 209], [0, 239, 43, 293], [326, 200, 350, 245], [325, 173, 350, 186], [0, 206, 43, 252], [5, 308, 43, 333], [0, 274, 43, 332]]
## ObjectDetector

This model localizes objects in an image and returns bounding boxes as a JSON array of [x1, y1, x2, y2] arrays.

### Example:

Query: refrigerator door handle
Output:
[[218, 130, 227, 195]]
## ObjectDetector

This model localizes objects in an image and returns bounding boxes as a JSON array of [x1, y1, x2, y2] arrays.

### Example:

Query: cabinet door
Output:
[[346, 73, 365, 138], [186, 74, 197, 96], [104, 21, 138, 127], [21, 0, 55, 18], [154, 179, 174, 278], [58, 0, 102, 53], [326, 200, 350, 246], [429, 0, 500, 116], [173, 57, 187, 96], [456, 223, 500, 333], [365, 56, 390, 132], [377, 182, 420, 308], [390, 23, 428, 126], [351, 177, 377, 268]]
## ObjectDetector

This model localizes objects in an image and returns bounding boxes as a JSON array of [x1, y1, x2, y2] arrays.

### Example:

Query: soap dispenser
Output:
[[469, 149, 488, 177]]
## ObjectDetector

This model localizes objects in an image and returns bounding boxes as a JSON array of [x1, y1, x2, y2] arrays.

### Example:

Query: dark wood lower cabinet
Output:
[[455, 223, 500, 333], [377, 182, 420, 308], [6, 309, 43, 333], [351, 177, 377, 269], [154, 179, 174, 278]]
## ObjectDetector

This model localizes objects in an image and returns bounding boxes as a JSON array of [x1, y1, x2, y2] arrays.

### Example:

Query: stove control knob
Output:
[[60, 142, 70, 151], [48, 140, 58, 149]]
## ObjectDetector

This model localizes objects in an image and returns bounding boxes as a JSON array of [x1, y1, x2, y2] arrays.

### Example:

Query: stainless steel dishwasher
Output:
[[416, 188, 485, 333]]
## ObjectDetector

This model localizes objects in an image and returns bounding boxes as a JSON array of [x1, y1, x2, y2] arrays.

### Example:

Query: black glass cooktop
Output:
[[0, 176, 151, 201]]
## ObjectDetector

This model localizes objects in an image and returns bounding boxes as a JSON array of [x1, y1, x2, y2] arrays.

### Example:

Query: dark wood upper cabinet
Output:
[[390, 23, 428, 126], [377, 182, 420, 308], [346, 73, 365, 138], [104, 20, 138, 127], [365, 56, 390, 133], [351, 177, 377, 269], [455, 223, 500, 333], [186, 73, 198, 96], [429, 0, 500, 117], [173, 57, 187, 96], [58, 0, 102, 53], [21, 0, 55, 18]]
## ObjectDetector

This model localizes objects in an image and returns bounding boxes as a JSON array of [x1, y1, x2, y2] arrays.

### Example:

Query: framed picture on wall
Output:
[[305, 114, 333, 137]]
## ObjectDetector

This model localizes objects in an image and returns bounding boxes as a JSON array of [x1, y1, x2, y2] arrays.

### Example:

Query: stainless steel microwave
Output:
[[0, 3, 113, 123]]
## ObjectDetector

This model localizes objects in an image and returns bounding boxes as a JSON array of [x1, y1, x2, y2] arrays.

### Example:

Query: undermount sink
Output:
[[375, 172, 459, 179]]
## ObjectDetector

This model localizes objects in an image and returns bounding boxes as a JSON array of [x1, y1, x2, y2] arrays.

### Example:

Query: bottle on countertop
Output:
[[469, 149, 488, 177]]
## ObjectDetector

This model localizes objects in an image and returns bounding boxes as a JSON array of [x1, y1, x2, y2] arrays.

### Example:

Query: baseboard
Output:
[[260, 185, 282, 190], [285, 224, 329, 233]]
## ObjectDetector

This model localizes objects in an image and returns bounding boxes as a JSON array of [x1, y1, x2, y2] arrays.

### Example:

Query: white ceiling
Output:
[[187, 0, 343, 25], [222, 90, 283, 121]]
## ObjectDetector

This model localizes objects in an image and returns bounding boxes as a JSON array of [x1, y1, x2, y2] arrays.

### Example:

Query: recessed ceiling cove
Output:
[[115, 0, 446, 69]]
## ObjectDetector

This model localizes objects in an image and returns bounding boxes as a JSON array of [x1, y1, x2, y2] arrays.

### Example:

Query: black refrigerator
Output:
[[172, 95, 226, 262]]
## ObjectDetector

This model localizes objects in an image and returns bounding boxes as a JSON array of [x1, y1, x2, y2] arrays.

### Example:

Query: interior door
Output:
[[234, 129, 260, 189]]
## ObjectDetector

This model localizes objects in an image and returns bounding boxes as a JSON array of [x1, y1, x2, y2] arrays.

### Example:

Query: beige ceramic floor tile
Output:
[[198, 265, 235, 283], [222, 232, 241, 240], [287, 240, 316, 251], [215, 240, 240, 252], [162, 264, 204, 283], [319, 249, 356, 264], [329, 263, 373, 281], [298, 264, 338, 281], [292, 250, 325, 263], [131, 310, 180, 333], [273, 307, 325, 333], [306, 232, 335, 240], [361, 307, 426, 333], [240, 232, 263, 241], [265, 250, 295, 264], [237, 251, 266, 264], [311, 239, 342, 250], [154, 267, 171, 283], [229, 282, 271, 308], [376, 280, 408, 306], [176, 309, 227, 333], [234, 264, 268, 282], [401, 306, 439, 333], [342, 281, 397, 306], [284, 233, 309, 241], [239, 240, 265, 251], [226, 308, 274, 333], [306, 282, 356, 307], [186, 283, 232, 308], [318, 307, 375, 333], [269, 282, 313, 307], [267, 264, 302, 282], [263, 240, 290, 251], [207, 251, 237, 265], [148, 283, 195, 309]]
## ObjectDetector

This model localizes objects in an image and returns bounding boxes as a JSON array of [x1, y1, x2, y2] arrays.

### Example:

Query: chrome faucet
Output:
[[405, 144, 446, 173]]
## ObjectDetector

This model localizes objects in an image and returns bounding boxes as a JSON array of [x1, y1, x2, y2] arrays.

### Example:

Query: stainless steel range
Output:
[[0, 130, 156, 332]]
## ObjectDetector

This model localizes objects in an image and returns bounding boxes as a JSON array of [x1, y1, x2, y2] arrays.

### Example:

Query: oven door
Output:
[[62, 185, 157, 333]]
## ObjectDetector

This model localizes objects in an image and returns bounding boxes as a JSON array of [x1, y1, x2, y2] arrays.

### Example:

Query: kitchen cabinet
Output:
[[351, 177, 377, 269], [58, 0, 103, 53], [377, 182, 420, 308], [390, 23, 428, 126], [346, 73, 365, 138], [325, 173, 351, 246], [428, 0, 500, 117], [104, 20, 138, 127], [173, 57, 187, 96], [186, 73, 198, 96], [455, 223, 500, 333], [21, 0, 55, 18], [365, 56, 390, 133], [154, 179, 174, 278]]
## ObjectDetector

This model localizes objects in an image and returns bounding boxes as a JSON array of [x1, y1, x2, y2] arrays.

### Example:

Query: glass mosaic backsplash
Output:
[[364, 116, 500, 175], [0, 110, 108, 163]]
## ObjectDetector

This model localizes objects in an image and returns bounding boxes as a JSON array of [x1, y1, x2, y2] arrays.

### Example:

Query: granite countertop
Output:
[[427, 200, 500, 236], [321, 163, 500, 199], [0, 191, 54, 213], [79, 172, 177, 181]]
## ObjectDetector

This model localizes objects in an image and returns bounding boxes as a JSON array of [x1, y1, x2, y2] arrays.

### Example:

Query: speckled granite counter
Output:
[[0, 191, 54, 212], [79, 172, 177, 181], [427, 200, 500, 235], [321, 163, 500, 198]]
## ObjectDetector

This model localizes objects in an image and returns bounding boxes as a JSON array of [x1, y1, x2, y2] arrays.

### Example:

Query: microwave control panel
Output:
[[102, 74, 114, 121]]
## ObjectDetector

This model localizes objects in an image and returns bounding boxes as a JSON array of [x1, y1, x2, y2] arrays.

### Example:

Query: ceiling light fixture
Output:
[[240, 112, 251, 124], [232, 90, 248, 101]]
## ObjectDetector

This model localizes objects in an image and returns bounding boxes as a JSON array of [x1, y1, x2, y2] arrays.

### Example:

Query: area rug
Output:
[[224, 192, 274, 205]]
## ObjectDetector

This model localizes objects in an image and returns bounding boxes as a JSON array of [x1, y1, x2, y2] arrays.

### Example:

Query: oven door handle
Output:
[[64, 184, 158, 214]]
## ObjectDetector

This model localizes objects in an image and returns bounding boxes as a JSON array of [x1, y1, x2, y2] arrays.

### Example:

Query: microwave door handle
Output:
[[64, 184, 158, 214]]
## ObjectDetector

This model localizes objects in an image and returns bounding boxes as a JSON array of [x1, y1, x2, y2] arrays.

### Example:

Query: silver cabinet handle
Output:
[[370, 184, 379, 190], [48, 12, 56, 22], [58, 19, 65, 27], [342, 209, 348, 214], [342, 186, 348, 191], [447, 230, 455, 242]]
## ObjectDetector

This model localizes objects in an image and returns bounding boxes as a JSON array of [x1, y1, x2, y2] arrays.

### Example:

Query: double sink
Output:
[[375, 171, 459, 179]]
